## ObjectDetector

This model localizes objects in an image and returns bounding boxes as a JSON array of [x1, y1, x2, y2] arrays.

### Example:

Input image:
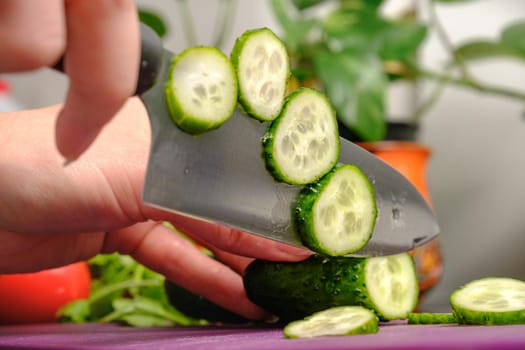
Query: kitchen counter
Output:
[[1, 321, 525, 350]]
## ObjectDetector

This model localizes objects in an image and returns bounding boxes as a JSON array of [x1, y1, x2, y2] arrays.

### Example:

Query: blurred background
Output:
[[2, 0, 525, 312]]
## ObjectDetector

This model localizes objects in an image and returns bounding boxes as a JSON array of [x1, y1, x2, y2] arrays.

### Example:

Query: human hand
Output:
[[0, 99, 311, 320], [0, 0, 140, 161]]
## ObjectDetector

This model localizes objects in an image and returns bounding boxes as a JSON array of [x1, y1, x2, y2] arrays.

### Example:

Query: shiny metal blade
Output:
[[140, 49, 439, 256]]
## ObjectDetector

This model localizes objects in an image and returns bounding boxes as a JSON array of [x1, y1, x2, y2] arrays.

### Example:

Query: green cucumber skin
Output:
[[164, 280, 247, 324], [262, 87, 340, 185], [452, 309, 525, 326], [165, 46, 238, 135], [243, 254, 416, 322], [407, 312, 457, 325], [293, 163, 377, 256], [230, 27, 290, 121], [292, 175, 319, 252]]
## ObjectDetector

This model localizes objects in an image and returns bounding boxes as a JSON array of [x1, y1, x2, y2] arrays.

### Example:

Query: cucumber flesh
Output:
[[294, 164, 377, 256], [407, 312, 457, 325], [284, 306, 378, 339], [450, 277, 525, 325], [365, 253, 419, 320], [165, 46, 238, 134], [263, 88, 340, 185], [231, 28, 289, 121]]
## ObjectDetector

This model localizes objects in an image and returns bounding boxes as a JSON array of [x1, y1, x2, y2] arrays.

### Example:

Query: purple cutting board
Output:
[[1, 322, 525, 350]]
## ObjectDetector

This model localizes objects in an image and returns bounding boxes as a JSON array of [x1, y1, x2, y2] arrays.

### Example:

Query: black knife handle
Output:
[[52, 23, 163, 95]]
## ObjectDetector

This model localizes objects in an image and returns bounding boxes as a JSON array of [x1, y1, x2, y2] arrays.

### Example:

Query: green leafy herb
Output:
[[58, 253, 204, 327]]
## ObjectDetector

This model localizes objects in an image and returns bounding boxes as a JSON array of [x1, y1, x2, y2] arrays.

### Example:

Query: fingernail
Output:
[[62, 157, 77, 167], [277, 245, 312, 260], [264, 314, 280, 324]]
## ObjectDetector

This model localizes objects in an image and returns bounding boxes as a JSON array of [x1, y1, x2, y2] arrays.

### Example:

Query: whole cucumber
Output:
[[243, 253, 418, 322], [165, 280, 248, 324]]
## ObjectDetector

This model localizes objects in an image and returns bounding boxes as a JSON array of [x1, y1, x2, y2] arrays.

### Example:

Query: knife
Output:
[[108, 25, 441, 256]]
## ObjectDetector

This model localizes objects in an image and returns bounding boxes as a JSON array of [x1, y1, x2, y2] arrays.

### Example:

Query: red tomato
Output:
[[0, 262, 91, 324]]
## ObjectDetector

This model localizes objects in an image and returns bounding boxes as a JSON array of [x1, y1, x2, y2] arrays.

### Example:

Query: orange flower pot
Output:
[[359, 141, 443, 296]]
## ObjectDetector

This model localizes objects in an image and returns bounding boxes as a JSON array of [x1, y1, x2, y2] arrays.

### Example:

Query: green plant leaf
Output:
[[501, 20, 525, 57], [58, 300, 91, 323], [120, 314, 176, 327], [138, 9, 168, 38], [454, 40, 524, 61], [322, 7, 386, 54], [432, 0, 477, 3], [379, 21, 427, 61], [291, 0, 328, 10], [59, 252, 198, 327], [313, 50, 386, 141], [269, 0, 320, 52]]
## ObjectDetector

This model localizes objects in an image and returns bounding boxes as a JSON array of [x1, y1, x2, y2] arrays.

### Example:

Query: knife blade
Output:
[[134, 24, 440, 256]]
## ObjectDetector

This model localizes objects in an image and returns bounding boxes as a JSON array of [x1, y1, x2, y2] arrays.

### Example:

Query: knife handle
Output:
[[52, 23, 164, 95]]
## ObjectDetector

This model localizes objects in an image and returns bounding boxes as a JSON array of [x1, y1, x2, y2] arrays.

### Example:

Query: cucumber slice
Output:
[[231, 28, 290, 121], [243, 253, 418, 322], [263, 88, 340, 185], [294, 163, 377, 256], [165, 46, 238, 134], [364, 253, 419, 320], [450, 277, 525, 325], [283, 306, 378, 339], [407, 312, 457, 325]]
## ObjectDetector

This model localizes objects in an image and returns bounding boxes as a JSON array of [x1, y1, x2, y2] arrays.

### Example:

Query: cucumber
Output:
[[231, 28, 290, 121], [164, 280, 247, 324], [283, 306, 378, 339], [243, 253, 418, 322], [293, 163, 377, 256], [262, 87, 340, 185], [165, 46, 238, 134], [450, 277, 525, 325], [407, 312, 457, 325]]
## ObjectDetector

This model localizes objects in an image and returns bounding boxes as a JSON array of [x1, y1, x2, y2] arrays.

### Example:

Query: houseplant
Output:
[[270, 0, 525, 142], [268, 0, 525, 296]]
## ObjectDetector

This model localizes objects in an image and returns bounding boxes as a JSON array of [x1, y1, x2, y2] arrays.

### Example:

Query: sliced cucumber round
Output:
[[231, 27, 290, 121], [294, 164, 377, 256], [165, 46, 238, 134], [364, 253, 419, 320], [243, 253, 418, 322], [450, 277, 525, 325], [263, 88, 340, 185], [284, 306, 378, 339]]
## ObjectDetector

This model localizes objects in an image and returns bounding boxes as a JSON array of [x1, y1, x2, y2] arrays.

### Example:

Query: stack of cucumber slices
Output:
[[164, 27, 377, 257]]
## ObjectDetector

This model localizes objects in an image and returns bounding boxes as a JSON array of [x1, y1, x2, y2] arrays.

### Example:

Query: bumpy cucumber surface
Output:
[[243, 253, 418, 322], [284, 306, 378, 339], [231, 27, 290, 121], [450, 277, 525, 325], [165, 46, 238, 134], [407, 312, 457, 325], [294, 163, 377, 256], [262, 88, 340, 185], [165, 280, 247, 324]]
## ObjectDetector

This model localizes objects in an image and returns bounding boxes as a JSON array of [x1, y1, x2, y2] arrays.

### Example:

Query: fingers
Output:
[[180, 232, 255, 275], [55, 0, 140, 160], [147, 210, 312, 262], [104, 221, 273, 321], [0, 0, 65, 71]]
